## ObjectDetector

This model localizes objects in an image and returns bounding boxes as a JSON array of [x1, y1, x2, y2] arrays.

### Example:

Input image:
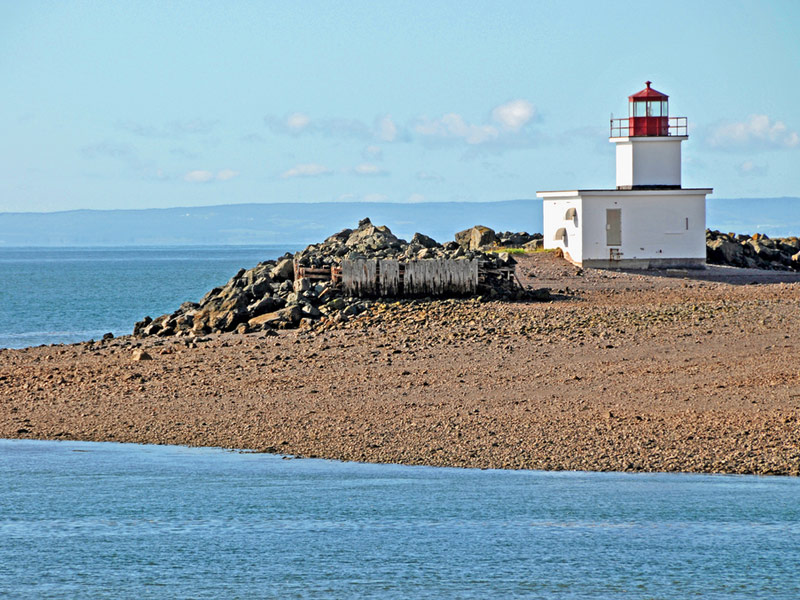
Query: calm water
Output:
[[0, 246, 297, 348], [1, 439, 798, 599]]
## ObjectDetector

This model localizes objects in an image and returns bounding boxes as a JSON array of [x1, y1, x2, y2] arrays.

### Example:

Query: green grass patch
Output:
[[488, 246, 553, 255]]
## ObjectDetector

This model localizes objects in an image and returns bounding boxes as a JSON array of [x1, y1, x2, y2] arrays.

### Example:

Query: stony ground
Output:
[[2, 253, 799, 475]]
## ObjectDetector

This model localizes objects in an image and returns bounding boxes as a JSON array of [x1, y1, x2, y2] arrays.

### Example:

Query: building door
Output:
[[606, 209, 621, 246]]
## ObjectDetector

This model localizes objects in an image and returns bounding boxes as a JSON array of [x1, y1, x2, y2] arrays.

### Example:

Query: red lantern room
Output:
[[610, 81, 686, 138], [628, 81, 668, 136]]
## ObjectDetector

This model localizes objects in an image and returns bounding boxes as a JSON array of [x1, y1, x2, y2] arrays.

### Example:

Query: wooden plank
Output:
[[340, 258, 483, 297], [301, 267, 332, 275], [405, 259, 477, 296], [379, 259, 400, 296], [342, 259, 377, 296]]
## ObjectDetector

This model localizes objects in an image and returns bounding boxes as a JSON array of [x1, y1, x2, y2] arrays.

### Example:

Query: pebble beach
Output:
[[2, 253, 799, 476]]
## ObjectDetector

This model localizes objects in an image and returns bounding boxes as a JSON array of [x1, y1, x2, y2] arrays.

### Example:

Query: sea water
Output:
[[0, 246, 297, 348], [1, 439, 798, 599]]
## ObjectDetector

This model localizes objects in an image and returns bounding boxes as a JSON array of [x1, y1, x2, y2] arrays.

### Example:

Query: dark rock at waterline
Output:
[[706, 230, 800, 270]]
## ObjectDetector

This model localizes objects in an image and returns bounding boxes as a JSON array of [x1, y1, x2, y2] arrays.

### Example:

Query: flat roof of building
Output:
[[537, 188, 713, 198]]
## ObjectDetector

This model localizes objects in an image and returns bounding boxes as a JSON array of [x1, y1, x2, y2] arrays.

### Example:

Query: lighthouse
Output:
[[537, 82, 712, 269]]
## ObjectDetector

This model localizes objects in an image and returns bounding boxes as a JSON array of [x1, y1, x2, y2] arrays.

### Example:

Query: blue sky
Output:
[[2, 0, 799, 212]]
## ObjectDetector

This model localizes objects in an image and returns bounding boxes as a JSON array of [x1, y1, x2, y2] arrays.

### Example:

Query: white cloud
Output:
[[407, 193, 426, 203], [375, 115, 397, 142], [353, 163, 387, 176], [736, 160, 768, 177], [281, 163, 332, 178], [491, 99, 535, 132], [415, 113, 500, 145], [216, 169, 239, 181], [286, 112, 310, 131], [414, 99, 536, 147], [183, 169, 240, 183], [708, 114, 799, 150], [266, 113, 395, 141], [184, 170, 215, 183]]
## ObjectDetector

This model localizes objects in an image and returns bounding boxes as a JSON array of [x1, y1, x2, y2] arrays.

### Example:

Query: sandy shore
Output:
[[2, 253, 799, 475]]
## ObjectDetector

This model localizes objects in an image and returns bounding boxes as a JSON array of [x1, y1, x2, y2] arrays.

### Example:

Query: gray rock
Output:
[[707, 238, 745, 266], [294, 278, 312, 293], [300, 303, 322, 319], [524, 239, 543, 251], [411, 232, 440, 248], [270, 258, 294, 281], [455, 225, 497, 250], [247, 295, 283, 317], [132, 349, 152, 361]]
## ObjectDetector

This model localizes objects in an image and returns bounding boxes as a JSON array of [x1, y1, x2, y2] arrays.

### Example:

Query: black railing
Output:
[[610, 117, 688, 137]]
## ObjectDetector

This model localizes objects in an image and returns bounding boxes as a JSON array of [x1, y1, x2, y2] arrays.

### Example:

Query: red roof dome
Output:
[[628, 81, 668, 101]]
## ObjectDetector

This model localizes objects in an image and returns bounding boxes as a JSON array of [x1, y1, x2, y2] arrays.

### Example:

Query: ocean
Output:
[[0, 245, 298, 349], [2, 439, 799, 599]]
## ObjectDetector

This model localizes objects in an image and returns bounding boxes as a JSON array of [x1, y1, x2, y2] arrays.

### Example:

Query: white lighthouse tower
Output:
[[538, 82, 712, 269]]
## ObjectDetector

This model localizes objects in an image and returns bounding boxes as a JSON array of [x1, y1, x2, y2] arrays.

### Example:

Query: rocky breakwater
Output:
[[454, 225, 543, 251], [133, 219, 549, 339], [707, 230, 800, 270]]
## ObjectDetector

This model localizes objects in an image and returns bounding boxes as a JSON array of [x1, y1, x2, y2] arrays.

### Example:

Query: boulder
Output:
[[345, 219, 401, 251], [748, 239, 781, 261], [325, 228, 353, 244], [524, 239, 543, 251], [248, 305, 302, 329], [131, 349, 152, 361], [497, 231, 537, 247], [270, 258, 294, 281], [133, 316, 152, 337], [707, 237, 745, 267], [246, 295, 283, 317], [294, 278, 312, 293], [455, 225, 497, 250], [410, 232, 440, 248]]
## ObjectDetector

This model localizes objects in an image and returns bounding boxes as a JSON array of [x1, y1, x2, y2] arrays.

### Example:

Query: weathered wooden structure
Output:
[[294, 258, 514, 298]]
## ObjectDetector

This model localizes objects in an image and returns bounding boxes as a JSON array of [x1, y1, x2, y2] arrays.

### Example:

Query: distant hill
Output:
[[0, 197, 798, 246], [706, 197, 800, 238], [0, 201, 541, 247]]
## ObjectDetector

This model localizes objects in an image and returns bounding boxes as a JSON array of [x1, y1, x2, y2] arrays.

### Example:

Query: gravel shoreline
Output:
[[2, 253, 799, 475]]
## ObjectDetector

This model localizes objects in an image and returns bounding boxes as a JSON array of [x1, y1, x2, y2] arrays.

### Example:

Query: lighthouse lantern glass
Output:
[[630, 100, 668, 118]]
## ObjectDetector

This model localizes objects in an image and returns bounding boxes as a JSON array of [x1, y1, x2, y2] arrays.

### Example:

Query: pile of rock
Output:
[[453, 226, 542, 251], [133, 219, 549, 339], [706, 230, 800, 270]]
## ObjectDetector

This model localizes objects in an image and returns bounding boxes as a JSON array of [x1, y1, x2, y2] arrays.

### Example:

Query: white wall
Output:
[[614, 137, 684, 188], [581, 193, 707, 261], [543, 197, 583, 263], [615, 143, 633, 189]]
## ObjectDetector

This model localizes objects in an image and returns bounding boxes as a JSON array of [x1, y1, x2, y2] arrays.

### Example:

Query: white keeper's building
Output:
[[537, 81, 712, 269]]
